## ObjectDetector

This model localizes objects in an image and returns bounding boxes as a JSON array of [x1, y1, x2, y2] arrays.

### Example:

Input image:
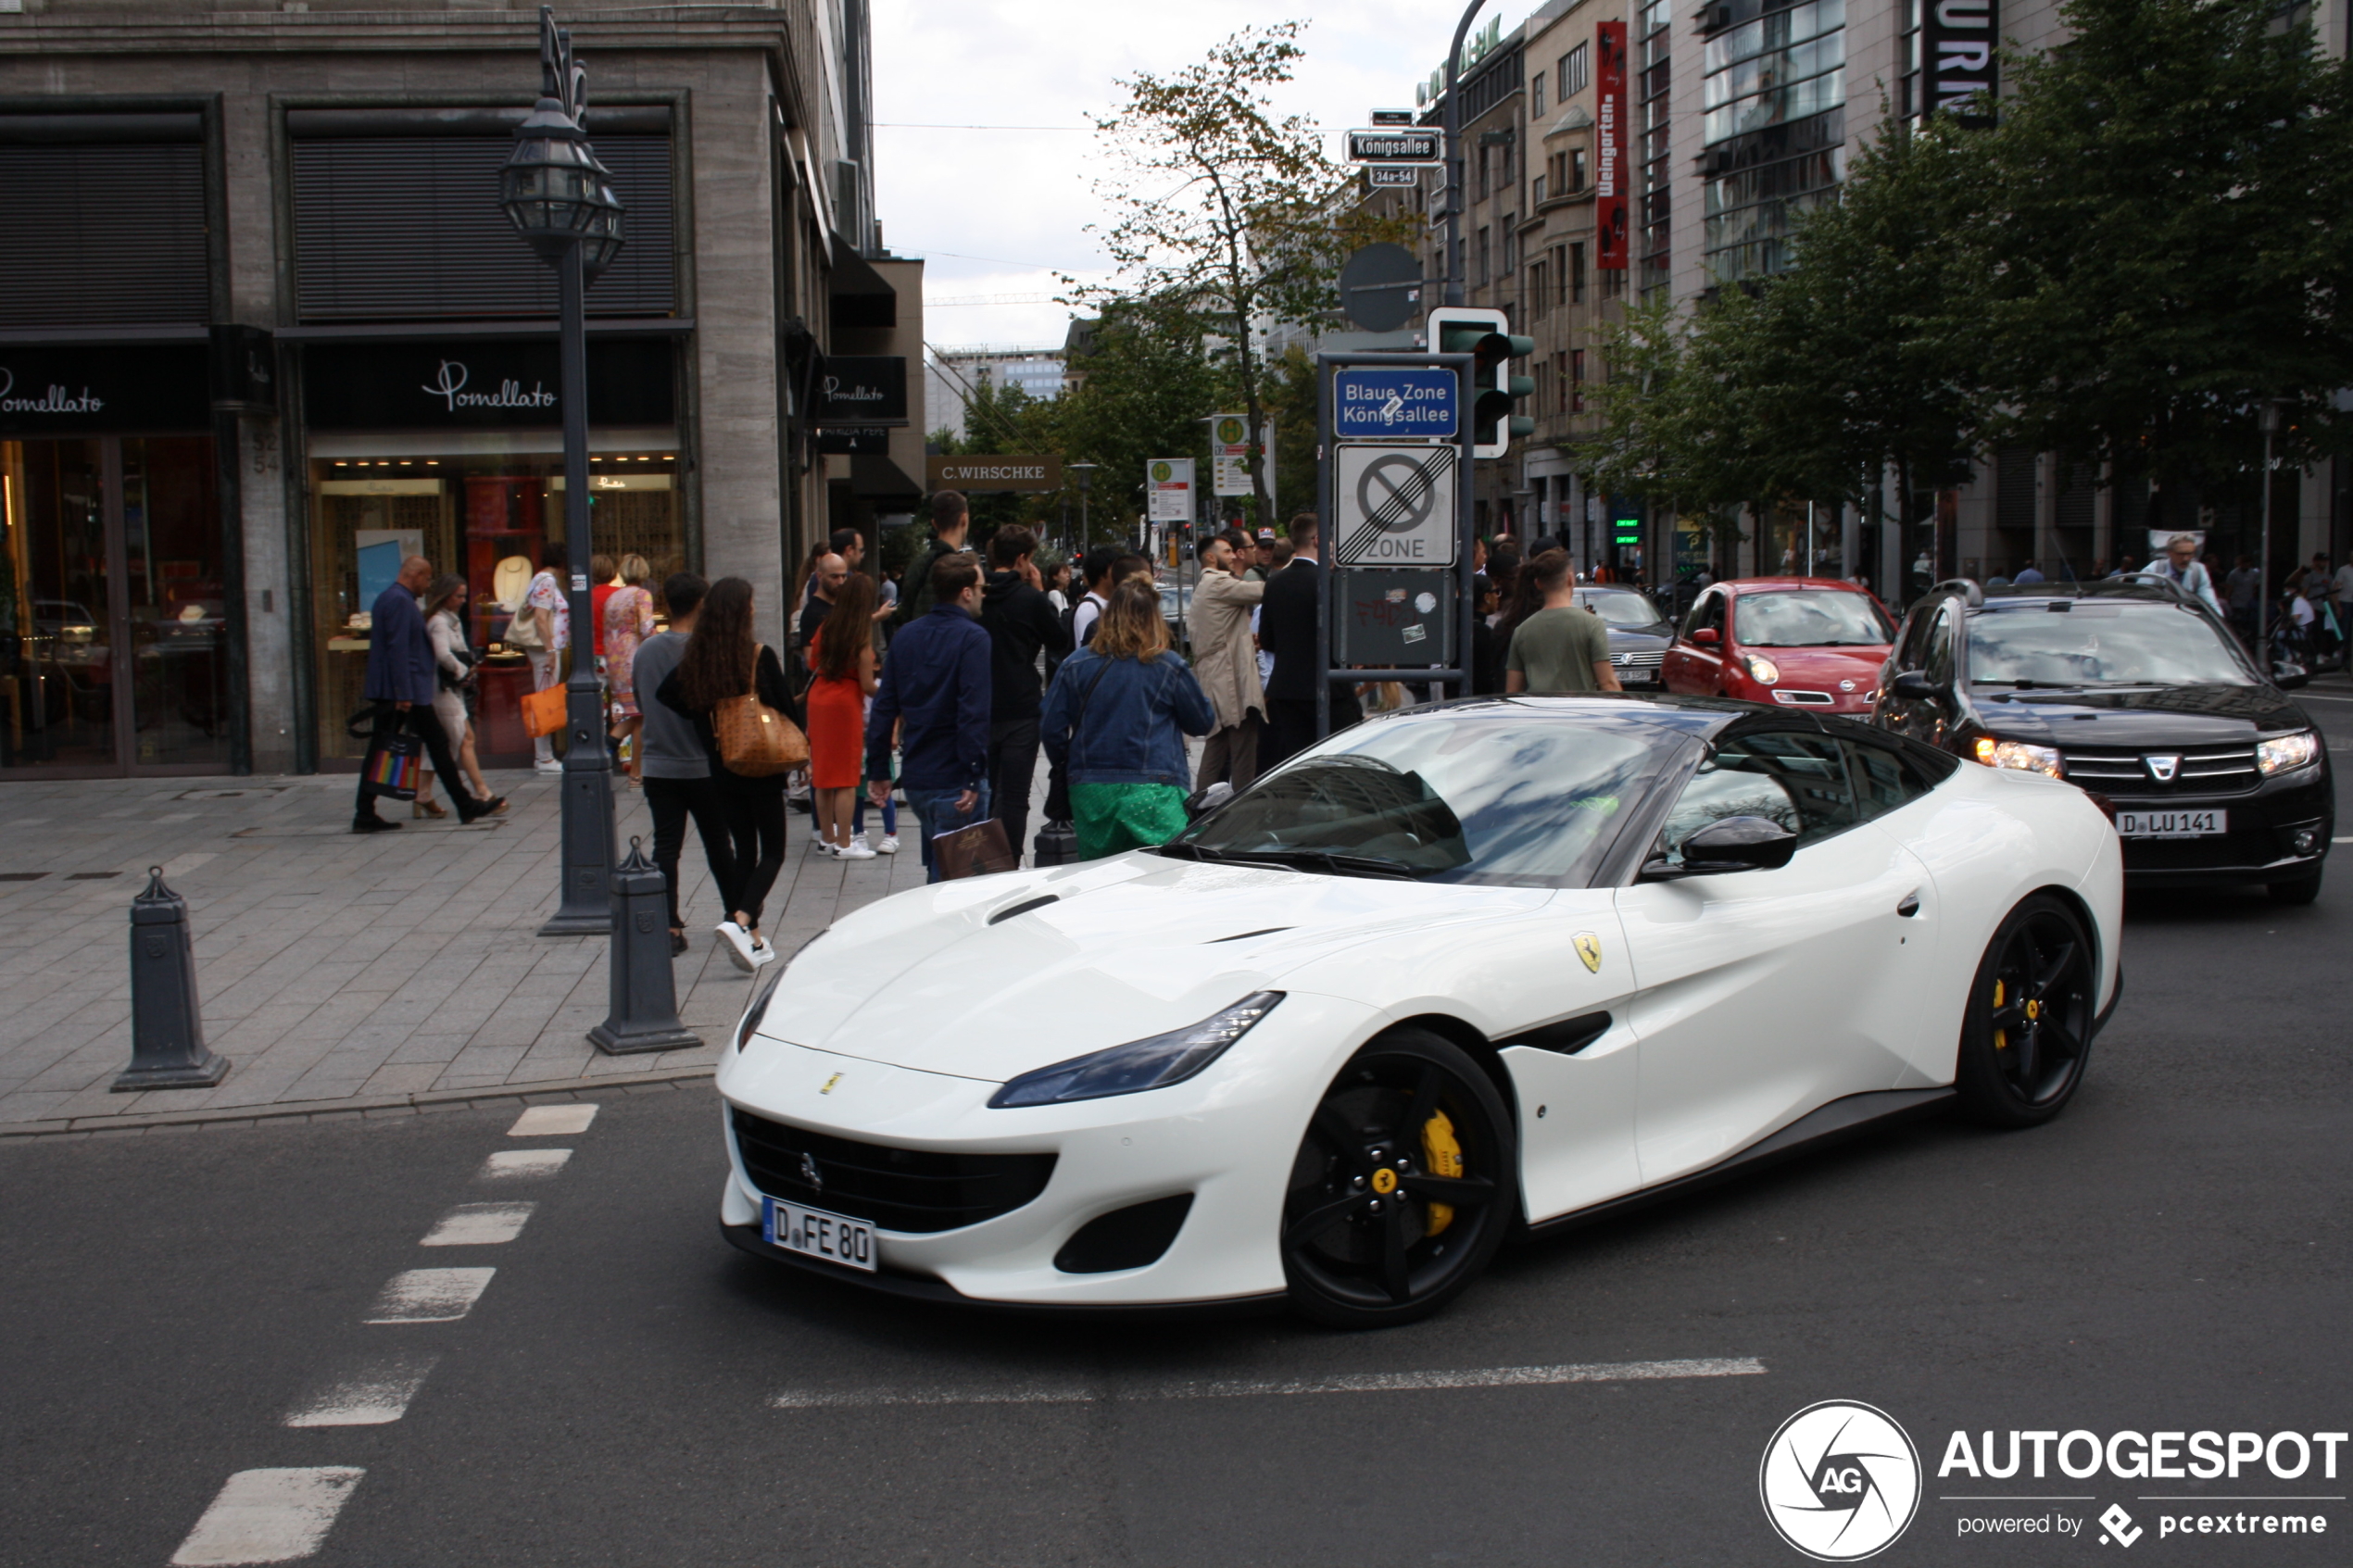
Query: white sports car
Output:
[[717, 695, 2121, 1325]]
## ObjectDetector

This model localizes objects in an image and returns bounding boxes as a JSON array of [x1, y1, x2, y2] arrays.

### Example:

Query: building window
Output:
[[1570, 348, 1586, 412], [1530, 258, 1549, 320], [1700, 0, 1847, 147], [1503, 216, 1518, 275], [1533, 69, 1548, 116], [1561, 43, 1591, 98], [1700, 0, 1849, 284], [1477, 144, 1491, 200], [1570, 242, 1587, 303], [1500, 136, 1515, 189], [1638, 0, 1675, 301], [1476, 226, 1491, 288]]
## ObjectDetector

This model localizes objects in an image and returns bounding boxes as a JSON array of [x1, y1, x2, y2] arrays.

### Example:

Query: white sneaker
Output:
[[849, 831, 871, 852], [810, 823, 826, 846], [837, 840, 877, 860], [876, 834, 900, 855], [715, 920, 757, 973], [748, 936, 778, 968], [535, 759, 563, 773]]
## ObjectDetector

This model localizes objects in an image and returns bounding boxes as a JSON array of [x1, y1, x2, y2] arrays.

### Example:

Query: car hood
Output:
[[756, 855, 1551, 1082], [1604, 626, 1674, 652], [1971, 683, 2309, 746], [1741, 646, 1888, 687]]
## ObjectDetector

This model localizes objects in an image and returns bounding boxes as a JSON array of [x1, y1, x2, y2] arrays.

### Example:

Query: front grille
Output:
[[1612, 649, 1665, 671], [2061, 746, 2259, 797], [729, 1107, 1056, 1235], [1770, 689, 1835, 705]]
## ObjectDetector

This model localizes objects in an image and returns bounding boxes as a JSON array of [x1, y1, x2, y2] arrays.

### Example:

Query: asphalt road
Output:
[[6, 705, 2351, 1567]]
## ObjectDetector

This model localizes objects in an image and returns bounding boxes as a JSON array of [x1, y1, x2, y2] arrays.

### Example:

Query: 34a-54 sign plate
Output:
[[1334, 444, 1458, 567]]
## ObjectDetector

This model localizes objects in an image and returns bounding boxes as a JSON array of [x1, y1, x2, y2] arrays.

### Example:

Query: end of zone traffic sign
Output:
[[1333, 367, 1459, 439]]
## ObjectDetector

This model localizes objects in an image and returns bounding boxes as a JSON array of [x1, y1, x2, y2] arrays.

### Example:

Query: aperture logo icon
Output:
[[1761, 1400, 1922, 1561]]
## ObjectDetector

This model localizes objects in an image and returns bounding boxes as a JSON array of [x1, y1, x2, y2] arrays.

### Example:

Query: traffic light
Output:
[[1428, 306, 1538, 458]]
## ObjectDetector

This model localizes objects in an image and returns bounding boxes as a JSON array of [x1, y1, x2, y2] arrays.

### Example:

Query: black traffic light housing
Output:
[[1427, 307, 1537, 458]]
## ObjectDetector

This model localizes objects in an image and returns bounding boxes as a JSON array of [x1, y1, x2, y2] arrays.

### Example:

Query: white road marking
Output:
[[419, 1202, 536, 1246], [770, 1356, 1766, 1409], [479, 1148, 573, 1180], [363, 1267, 496, 1323], [509, 1104, 596, 1136], [170, 1467, 365, 1565], [283, 1352, 441, 1427]]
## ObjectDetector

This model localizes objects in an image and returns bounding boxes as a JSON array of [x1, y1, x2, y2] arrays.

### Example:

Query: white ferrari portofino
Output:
[[717, 695, 2122, 1325]]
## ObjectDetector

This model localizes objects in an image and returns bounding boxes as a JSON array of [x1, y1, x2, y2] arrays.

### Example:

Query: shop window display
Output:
[[310, 444, 682, 767]]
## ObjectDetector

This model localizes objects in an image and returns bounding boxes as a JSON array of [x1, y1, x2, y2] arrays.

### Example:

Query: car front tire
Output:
[[1280, 1028, 1517, 1329], [1954, 893, 2096, 1128]]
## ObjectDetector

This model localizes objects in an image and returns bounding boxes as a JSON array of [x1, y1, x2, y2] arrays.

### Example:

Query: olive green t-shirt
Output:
[[1505, 606, 1612, 694]]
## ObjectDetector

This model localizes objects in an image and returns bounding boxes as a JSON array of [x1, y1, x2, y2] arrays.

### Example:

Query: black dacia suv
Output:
[[1874, 576, 2333, 903]]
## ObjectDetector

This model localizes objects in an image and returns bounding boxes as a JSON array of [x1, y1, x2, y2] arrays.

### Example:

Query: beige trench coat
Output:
[[1187, 568, 1267, 730]]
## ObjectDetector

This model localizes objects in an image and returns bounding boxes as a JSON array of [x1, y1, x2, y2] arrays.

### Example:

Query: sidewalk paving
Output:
[[0, 767, 935, 1133]]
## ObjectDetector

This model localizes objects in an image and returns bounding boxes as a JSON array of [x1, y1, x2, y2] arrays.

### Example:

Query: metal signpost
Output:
[[1314, 351, 1478, 738]]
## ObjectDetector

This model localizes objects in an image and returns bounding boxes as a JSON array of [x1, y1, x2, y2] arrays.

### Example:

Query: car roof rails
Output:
[[1927, 577, 1984, 608]]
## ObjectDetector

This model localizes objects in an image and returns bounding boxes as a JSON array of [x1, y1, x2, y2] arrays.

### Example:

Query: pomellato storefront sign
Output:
[[814, 356, 908, 427], [0, 345, 211, 434], [303, 339, 674, 431]]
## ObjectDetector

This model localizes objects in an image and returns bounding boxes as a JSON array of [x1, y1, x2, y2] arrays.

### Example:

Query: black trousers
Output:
[[1262, 692, 1359, 771], [988, 714, 1042, 864], [715, 772, 787, 927], [356, 701, 481, 823], [642, 774, 736, 933]]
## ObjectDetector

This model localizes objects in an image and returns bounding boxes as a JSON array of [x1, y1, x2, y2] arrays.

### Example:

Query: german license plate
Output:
[[761, 1195, 876, 1273], [2117, 809, 2225, 838]]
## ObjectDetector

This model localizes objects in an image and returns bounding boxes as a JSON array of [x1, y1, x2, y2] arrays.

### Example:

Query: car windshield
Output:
[[1967, 604, 2256, 687], [1733, 590, 1894, 647], [1164, 708, 1684, 887], [1576, 591, 1667, 630]]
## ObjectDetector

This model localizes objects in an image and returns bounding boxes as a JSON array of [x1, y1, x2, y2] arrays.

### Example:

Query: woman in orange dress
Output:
[[806, 569, 879, 859]]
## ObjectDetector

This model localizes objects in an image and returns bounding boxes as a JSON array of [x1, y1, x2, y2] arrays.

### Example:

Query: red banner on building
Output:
[[1594, 19, 1629, 270]]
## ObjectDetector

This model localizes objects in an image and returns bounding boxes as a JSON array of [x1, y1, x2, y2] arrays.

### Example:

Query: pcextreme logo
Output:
[[1760, 1400, 1924, 1561]]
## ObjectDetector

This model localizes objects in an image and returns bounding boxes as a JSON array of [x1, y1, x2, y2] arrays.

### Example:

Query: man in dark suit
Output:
[[1258, 514, 1361, 771], [354, 555, 497, 833]]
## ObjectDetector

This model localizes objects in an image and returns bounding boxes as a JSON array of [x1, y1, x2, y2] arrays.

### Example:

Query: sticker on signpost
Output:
[[1334, 445, 1458, 567]]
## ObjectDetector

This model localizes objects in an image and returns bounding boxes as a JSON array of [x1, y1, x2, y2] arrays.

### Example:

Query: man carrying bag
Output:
[[355, 555, 504, 834]]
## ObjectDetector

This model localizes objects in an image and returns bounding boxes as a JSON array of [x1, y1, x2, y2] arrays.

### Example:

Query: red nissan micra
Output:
[[1660, 577, 1897, 715]]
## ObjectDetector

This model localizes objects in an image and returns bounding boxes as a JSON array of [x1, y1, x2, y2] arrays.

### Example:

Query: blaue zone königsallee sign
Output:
[[1331, 367, 1459, 440]]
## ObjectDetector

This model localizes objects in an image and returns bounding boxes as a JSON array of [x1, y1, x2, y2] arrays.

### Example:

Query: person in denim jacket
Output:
[[1041, 578, 1215, 859]]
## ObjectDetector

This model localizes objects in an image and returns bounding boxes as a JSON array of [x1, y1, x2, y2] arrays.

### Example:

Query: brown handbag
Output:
[[932, 817, 1017, 881], [712, 646, 809, 777]]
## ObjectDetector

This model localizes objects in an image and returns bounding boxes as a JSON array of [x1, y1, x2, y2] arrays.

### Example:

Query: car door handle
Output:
[[1896, 891, 1921, 918]]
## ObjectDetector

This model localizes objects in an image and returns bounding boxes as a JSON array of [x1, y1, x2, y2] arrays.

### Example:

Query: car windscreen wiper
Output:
[[1973, 678, 2088, 690], [1207, 847, 1425, 881], [1153, 841, 1231, 863]]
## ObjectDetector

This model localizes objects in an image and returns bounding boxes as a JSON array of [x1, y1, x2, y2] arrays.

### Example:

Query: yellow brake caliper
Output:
[[1992, 979, 2007, 1051], [1421, 1109, 1463, 1236]]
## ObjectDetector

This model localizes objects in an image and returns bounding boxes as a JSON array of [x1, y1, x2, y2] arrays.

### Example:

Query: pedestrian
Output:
[[894, 489, 972, 625], [353, 555, 499, 833], [632, 572, 736, 957], [520, 542, 570, 773], [588, 553, 619, 663], [657, 576, 796, 972], [806, 568, 880, 859], [1471, 573, 1504, 695], [1188, 527, 1267, 791], [2013, 560, 2046, 585], [980, 525, 1072, 863], [1041, 577, 1215, 860], [1072, 545, 1121, 646], [2225, 553, 2263, 645], [1488, 535, 1522, 595], [1044, 557, 1073, 615], [2300, 552, 2341, 658], [799, 551, 847, 651], [1504, 549, 1624, 695], [866, 552, 992, 883], [604, 553, 656, 784], [2144, 533, 2223, 615], [416, 574, 494, 816], [1257, 512, 1359, 770], [831, 525, 868, 578]]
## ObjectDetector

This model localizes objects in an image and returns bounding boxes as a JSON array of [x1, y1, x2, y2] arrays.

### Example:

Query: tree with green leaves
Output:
[[1054, 302, 1225, 544], [1071, 21, 1404, 527]]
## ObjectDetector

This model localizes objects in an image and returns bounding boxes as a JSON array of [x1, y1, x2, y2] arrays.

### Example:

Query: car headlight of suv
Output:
[[1972, 737, 2064, 777], [988, 992, 1284, 1108], [2258, 730, 2322, 775], [1744, 654, 1780, 684]]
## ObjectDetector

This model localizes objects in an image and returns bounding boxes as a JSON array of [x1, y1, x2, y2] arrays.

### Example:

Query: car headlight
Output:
[[1745, 655, 1780, 684], [988, 992, 1283, 1108], [2258, 731, 2322, 775], [1972, 736, 2063, 777], [734, 932, 825, 1051]]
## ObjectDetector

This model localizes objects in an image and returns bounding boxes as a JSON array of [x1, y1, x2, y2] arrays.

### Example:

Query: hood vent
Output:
[[988, 895, 1061, 926], [1205, 926, 1294, 944]]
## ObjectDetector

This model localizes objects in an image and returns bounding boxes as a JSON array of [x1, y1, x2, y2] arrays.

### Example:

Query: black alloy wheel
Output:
[[1955, 893, 2097, 1127], [1280, 1028, 1517, 1328]]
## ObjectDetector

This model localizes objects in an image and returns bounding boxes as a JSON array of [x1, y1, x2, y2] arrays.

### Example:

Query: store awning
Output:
[[829, 240, 897, 331]]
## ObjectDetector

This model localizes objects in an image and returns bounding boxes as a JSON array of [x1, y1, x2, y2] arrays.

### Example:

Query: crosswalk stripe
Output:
[[283, 1353, 441, 1428], [479, 1148, 573, 1180], [170, 1467, 365, 1565], [362, 1267, 496, 1323], [508, 1104, 597, 1136], [419, 1202, 536, 1247]]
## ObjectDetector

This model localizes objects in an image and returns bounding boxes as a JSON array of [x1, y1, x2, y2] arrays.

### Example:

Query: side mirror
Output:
[[1889, 670, 1944, 701], [1641, 815, 1798, 880], [1184, 780, 1234, 821], [1691, 626, 1720, 646]]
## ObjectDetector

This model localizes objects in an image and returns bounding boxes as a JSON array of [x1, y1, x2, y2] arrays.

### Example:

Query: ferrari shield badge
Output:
[[1573, 932, 1604, 973], [820, 1073, 843, 1095]]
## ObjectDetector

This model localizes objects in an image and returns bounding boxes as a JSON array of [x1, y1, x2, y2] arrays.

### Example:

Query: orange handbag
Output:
[[521, 684, 568, 738]]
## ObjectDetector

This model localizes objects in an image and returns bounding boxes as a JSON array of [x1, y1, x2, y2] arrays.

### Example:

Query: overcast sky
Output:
[[870, 1, 1503, 351]]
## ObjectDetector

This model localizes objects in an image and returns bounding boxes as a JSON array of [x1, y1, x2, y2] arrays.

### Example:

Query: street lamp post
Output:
[[2259, 401, 2284, 647], [1440, 0, 1493, 308], [500, 6, 626, 937], [1069, 461, 1099, 548]]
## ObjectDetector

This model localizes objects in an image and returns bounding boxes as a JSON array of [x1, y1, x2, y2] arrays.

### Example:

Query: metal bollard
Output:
[[112, 867, 231, 1091], [587, 837, 701, 1056]]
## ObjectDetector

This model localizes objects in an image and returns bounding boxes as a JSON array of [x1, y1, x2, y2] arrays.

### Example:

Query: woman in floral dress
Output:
[[603, 553, 658, 784]]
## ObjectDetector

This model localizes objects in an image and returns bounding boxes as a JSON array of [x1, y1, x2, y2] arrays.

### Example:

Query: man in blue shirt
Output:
[[866, 554, 991, 881], [356, 555, 502, 833], [2143, 533, 2224, 616]]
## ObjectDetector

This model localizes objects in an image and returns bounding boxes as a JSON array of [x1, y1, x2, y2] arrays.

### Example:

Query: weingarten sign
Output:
[[0, 345, 211, 434], [304, 339, 674, 431]]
